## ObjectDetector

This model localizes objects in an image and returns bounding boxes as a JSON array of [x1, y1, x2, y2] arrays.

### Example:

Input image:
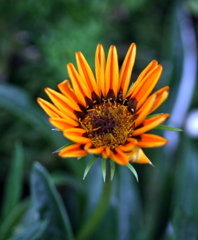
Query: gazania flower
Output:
[[37, 43, 169, 166]]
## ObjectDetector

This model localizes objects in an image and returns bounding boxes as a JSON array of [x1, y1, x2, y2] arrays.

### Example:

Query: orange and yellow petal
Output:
[[84, 143, 105, 155], [125, 147, 151, 164], [49, 118, 79, 131], [67, 63, 91, 106], [148, 86, 170, 114], [76, 51, 100, 96], [135, 93, 157, 127], [63, 128, 91, 144], [102, 146, 111, 159], [37, 98, 66, 118], [119, 43, 136, 97], [105, 45, 119, 98], [59, 143, 87, 158], [117, 138, 137, 152], [58, 80, 78, 103], [45, 88, 79, 112], [45, 88, 79, 120], [133, 148, 151, 164], [136, 133, 168, 148], [133, 113, 170, 136], [126, 60, 158, 97], [132, 65, 163, 110], [110, 148, 129, 165], [95, 44, 106, 97]]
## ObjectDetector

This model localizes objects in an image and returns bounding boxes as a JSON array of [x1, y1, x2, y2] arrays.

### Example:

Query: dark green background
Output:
[[0, 0, 198, 239]]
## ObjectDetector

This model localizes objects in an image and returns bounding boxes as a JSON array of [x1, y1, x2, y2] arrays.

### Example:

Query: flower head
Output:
[[38, 44, 170, 165]]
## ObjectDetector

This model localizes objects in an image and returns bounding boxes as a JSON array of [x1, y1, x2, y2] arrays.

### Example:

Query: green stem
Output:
[[76, 160, 112, 240]]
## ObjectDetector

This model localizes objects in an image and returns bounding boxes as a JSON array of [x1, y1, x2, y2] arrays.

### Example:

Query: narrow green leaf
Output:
[[155, 125, 183, 131], [101, 159, 107, 182], [146, 113, 164, 119], [8, 220, 48, 240], [125, 164, 138, 182], [2, 142, 24, 220], [31, 162, 74, 240], [52, 142, 72, 154], [110, 161, 116, 181], [0, 199, 29, 240], [83, 157, 97, 180]]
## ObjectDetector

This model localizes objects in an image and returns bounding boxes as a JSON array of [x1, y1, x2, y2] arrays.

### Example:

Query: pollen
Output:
[[80, 100, 136, 149]]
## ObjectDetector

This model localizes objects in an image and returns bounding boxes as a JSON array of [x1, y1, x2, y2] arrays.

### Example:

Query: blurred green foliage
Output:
[[0, 0, 198, 239]]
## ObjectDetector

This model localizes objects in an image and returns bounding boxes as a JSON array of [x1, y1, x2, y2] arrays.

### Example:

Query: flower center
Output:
[[80, 100, 136, 149]]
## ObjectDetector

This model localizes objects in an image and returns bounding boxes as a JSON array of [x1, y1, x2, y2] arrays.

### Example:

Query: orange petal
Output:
[[135, 93, 157, 127], [133, 113, 170, 136], [58, 80, 78, 103], [133, 65, 163, 110], [132, 148, 151, 164], [84, 142, 105, 154], [148, 86, 170, 114], [45, 88, 80, 112], [37, 98, 66, 118], [67, 63, 91, 106], [102, 146, 111, 158], [119, 43, 136, 97], [117, 138, 137, 152], [59, 143, 87, 158], [76, 51, 100, 96], [136, 133, 168, 148], [126, 60, 158, 97], [63, 128, 91, 144], [49, 118, 79, 131], [110, 148, 129, 165], [45, 88, 78, 121], [95, 44, 106, 97], [105, 45, 119, 98]]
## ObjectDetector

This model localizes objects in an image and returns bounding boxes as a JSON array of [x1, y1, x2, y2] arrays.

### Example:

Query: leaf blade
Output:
[[8, 220, 48, 240], [0, 199, 30, 240], [83, 156, 97, 180], [101, 159, 107, 182], [155, 125, 183, 131], [30, 162, 74, 240], [125, 164, 139, 182], [110, 160, 116, 181], [1, 142, 24, 220]]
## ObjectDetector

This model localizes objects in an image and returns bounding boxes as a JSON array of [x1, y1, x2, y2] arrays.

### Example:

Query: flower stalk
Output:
[[76, 160, 112, 240]]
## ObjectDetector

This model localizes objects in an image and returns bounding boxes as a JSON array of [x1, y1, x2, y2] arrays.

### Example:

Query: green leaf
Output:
[[52, 142, 72, 154], [30, 162, 74, 240], [83, 156, 97, 180], [146, 113, 164, 119], [155, 125, 183, 131], [125, 164, 139, 182], [1, 142, 24, 220], [101, 159, 107, 182], [110, 161, 116, 181], [0, 199, 30, 240], [8, 220, 48, 240]]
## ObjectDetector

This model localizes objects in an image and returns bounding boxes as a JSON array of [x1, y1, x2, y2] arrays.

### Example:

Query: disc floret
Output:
[[80, 100, 136, 149]]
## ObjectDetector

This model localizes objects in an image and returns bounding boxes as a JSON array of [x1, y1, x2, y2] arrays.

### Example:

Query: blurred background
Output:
[[0, 0, 198, 239]]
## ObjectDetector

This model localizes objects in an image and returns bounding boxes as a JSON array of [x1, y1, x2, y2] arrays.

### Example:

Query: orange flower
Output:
[[37, 44, 169, 165]]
